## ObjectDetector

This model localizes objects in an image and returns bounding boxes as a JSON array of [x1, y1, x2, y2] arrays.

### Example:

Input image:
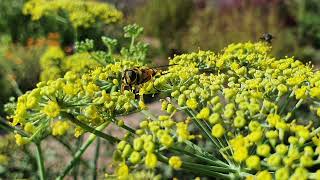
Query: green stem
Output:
[[73, 137, 83, 180], [186, 109, 221, 149], [130, 100, 157, 120], [183, 161, 236, 173], [64, 113, 120, 144], [0, 117, 29, 136], [122, 124, 136, 134], [35, 142, 46, 180], [53, 136, 90, 168], [130, 36, 135, 52], [110, 117, 136, 135], [279, 92, 294, 114], [186, 109, 234, 165], [0, 121, 11, 133], [170, 146, 229, 168], [8, 76, 23, 96], [56, 121, 110, 180], [92, 138, 100, 180], [156, 153, 231, 179]]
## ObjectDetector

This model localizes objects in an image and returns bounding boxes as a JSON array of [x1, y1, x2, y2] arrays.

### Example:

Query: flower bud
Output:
[[145, 153, 157, 169], [211, 123, 225, 138], [121, 144, 132, 159], [257, 144, 271, 157], [133, 138, 144, 151], [169, 156, 182, 170], [129, 151, 141, 164], [245, 155, 260, 170]]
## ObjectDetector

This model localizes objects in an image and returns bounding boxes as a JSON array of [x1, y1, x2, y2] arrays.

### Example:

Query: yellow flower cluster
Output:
[[39, 46, 100, 81], [23, 0, 122, 28], [9, 33, 320, 178], [113, 114, 190, 175], [10, 59, 138, 143], [133, 42, 320, 179], [39, 46, 65, 81]]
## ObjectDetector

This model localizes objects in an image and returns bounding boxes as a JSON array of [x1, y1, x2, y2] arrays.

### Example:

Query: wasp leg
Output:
[[132, 85, 140, 99], [121, 85, 131, 93]]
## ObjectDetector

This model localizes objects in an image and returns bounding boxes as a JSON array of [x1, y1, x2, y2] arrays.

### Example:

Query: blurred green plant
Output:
[[181, 2, 303, 61], [0, 36, 48, 115], [23, 0, 123, 47], [39, 23, 149, 82], [284, 0, 320, 62], [134, 0, 193, 54], [0, 0, 122, 47]]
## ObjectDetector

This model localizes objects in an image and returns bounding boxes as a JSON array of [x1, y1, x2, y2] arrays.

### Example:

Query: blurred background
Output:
[[0, 0, 319, 178]]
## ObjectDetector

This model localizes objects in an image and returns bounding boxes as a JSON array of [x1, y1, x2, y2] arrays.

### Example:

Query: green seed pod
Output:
[[117, 140, 127, 151], [144, 141, 155, 153], [161, 101, 168, 111], [178, 94, 186, 106], [117, 119, 124, 127], [171, 90, 180, 98], [112, 150, 122, 162], [121, 144, 132, 159], [166, 104, 175, 113], [139, 120, 149, 128], [213, 103, 222, 112], [129, 151, 141, 164]]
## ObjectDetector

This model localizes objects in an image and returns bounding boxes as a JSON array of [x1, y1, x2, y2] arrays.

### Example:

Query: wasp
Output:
[[121, 65, 175, 94], [259, 33, 274, 43]]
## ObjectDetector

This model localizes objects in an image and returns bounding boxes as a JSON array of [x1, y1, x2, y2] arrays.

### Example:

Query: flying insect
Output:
[[260, 33, 274, 43]]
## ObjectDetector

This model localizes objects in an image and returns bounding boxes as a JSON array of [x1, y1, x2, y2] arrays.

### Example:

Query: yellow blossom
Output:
[[169, 156, 182, 170], [233, 147, 248, 162], [145, 153, 157, 169], [256, 171, 272, 180], [211, 123, 225, 138], [43, 101, 60, 118]]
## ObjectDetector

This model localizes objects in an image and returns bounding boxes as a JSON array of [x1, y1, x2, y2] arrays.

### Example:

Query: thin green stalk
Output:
[[64, 113, 120, 143], [0, 122, 11, 133], [170, 146, 229, 168], [92, 138, 100, 180], [121, 124, 137, 135], [110, 117, 136, 135], [186, 109, 234, 165], [35, 142, 46, 180], [73, 137, 83, 180], [53, 136, 90, 168], [130, 100, 157, 120], [156, 153, 231, 179], [279, 91, 294, 114], [8, 76, 23, 96], [182, 161, 237, 173], [186, 109, 221, 149], [130, 37, 135, 52], [0, 117, 29, 137], [56, 121, 110, 180]]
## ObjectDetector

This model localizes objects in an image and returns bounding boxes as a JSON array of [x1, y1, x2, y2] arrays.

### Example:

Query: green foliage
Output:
[[283, 0, 320, 62], [0, 37, 46, 115], [286, 0, 320, 47], [181, 3, 304, 62], [0, 133, 36, 179], [0, 0, 122, 47]]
